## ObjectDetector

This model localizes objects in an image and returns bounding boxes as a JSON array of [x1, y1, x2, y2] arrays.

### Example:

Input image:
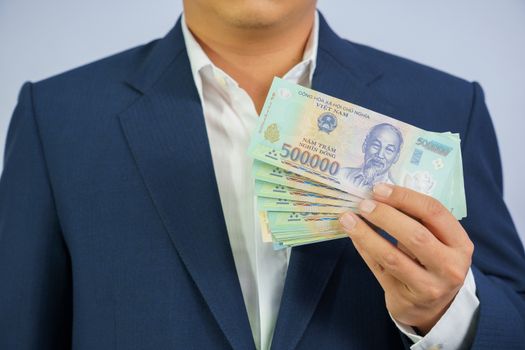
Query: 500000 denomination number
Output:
[[280, 143, 340, 176]]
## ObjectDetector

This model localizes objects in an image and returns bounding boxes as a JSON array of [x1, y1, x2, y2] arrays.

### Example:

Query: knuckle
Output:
[[424, 197, 446, 217], [463, 240, 475, 257], [444, 264, 466, 287], [423, 285, 444, 303], [410, 226, 431, 247], [438, 255, 467, 286], [395, 189, 411, 206], [371, 260, 384, 273], [383, 252, 399, 269]]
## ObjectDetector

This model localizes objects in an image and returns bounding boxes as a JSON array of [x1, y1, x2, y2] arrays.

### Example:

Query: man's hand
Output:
[[339, 183, 474, 335]]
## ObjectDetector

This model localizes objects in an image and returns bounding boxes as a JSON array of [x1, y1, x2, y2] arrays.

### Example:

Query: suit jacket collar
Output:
[[126, 20, 186, 95], [120, 12, 393, 350]]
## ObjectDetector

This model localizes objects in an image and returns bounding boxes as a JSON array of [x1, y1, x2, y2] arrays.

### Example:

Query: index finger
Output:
[[371, 183, 468, 248]]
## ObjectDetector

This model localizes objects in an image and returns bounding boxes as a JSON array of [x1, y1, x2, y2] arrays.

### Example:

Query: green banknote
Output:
[[263, 211, 341, 233], [259, 211, 347, 247], [249, 78, 466, 219], [257, 197, 351, 214], [253, 160, 360, 202], [255, 180, 356, 207], [274, 234, 348, 249]]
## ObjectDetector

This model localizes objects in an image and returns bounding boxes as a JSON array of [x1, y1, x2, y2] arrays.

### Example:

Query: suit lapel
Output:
[[119, 20, 255, 350], [270, 14, 396, 350], [270, 240, 348, 350]]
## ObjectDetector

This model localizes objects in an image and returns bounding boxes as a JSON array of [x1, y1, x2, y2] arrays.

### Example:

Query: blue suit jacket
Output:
[[1, 14, 525, 350]]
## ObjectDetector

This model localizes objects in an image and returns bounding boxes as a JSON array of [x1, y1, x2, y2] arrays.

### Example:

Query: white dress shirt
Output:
[[181, 13, 479, 350]]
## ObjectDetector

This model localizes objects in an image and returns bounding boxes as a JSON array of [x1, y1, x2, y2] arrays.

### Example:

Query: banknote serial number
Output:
[[280, 143, 340, 176]]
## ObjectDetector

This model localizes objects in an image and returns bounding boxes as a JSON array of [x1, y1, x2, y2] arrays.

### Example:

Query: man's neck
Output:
[[184, 5, 316, 113]]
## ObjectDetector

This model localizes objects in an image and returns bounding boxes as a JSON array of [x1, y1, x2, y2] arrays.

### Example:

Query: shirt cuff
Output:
[[391, 268, 480, 350]]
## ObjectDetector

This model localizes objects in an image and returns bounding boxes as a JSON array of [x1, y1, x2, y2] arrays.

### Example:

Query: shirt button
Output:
[[428, 345, 443, 350]]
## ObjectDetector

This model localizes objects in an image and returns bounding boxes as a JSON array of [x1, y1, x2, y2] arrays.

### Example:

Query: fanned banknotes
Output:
[[257, 197, 352, 214], [253, 161, 360, 202], [250, 77, 467, 248], [255, 180, 356, 207]]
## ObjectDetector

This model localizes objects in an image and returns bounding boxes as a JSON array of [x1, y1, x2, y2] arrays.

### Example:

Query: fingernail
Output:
[[339, 212, 356, 231], [359, 199, 376, 214], [373, 183, 393, 198]]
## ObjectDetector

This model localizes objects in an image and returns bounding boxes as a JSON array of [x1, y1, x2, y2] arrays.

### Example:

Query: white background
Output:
[[0, 0, 524, 243]]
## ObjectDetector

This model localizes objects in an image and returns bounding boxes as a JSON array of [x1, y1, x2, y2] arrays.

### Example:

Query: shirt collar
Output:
[[181, 11, 319, 96]]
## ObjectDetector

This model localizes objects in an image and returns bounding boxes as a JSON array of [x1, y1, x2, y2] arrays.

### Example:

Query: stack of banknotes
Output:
[[248, 78, 466, 249]]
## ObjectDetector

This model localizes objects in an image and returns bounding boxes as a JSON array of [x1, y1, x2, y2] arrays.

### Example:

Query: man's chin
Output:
[[227, 15, 279, 30], [215, 3, 287, 29], [213, 0, 316, 30]]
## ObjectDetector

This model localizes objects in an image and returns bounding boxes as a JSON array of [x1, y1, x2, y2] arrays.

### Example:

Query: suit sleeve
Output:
[[0, 82, 72, 349], [461, 82, 525, 349]]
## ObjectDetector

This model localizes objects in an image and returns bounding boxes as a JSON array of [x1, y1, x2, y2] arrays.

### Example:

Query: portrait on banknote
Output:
[[340, 123, 403, 190]]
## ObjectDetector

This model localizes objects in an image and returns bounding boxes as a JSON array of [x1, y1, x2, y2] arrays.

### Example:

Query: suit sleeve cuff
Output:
[[390, 268, 479, 350]]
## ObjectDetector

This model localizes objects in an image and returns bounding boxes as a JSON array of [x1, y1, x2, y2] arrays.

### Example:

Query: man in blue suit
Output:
[[1, 1, 524, 349]]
